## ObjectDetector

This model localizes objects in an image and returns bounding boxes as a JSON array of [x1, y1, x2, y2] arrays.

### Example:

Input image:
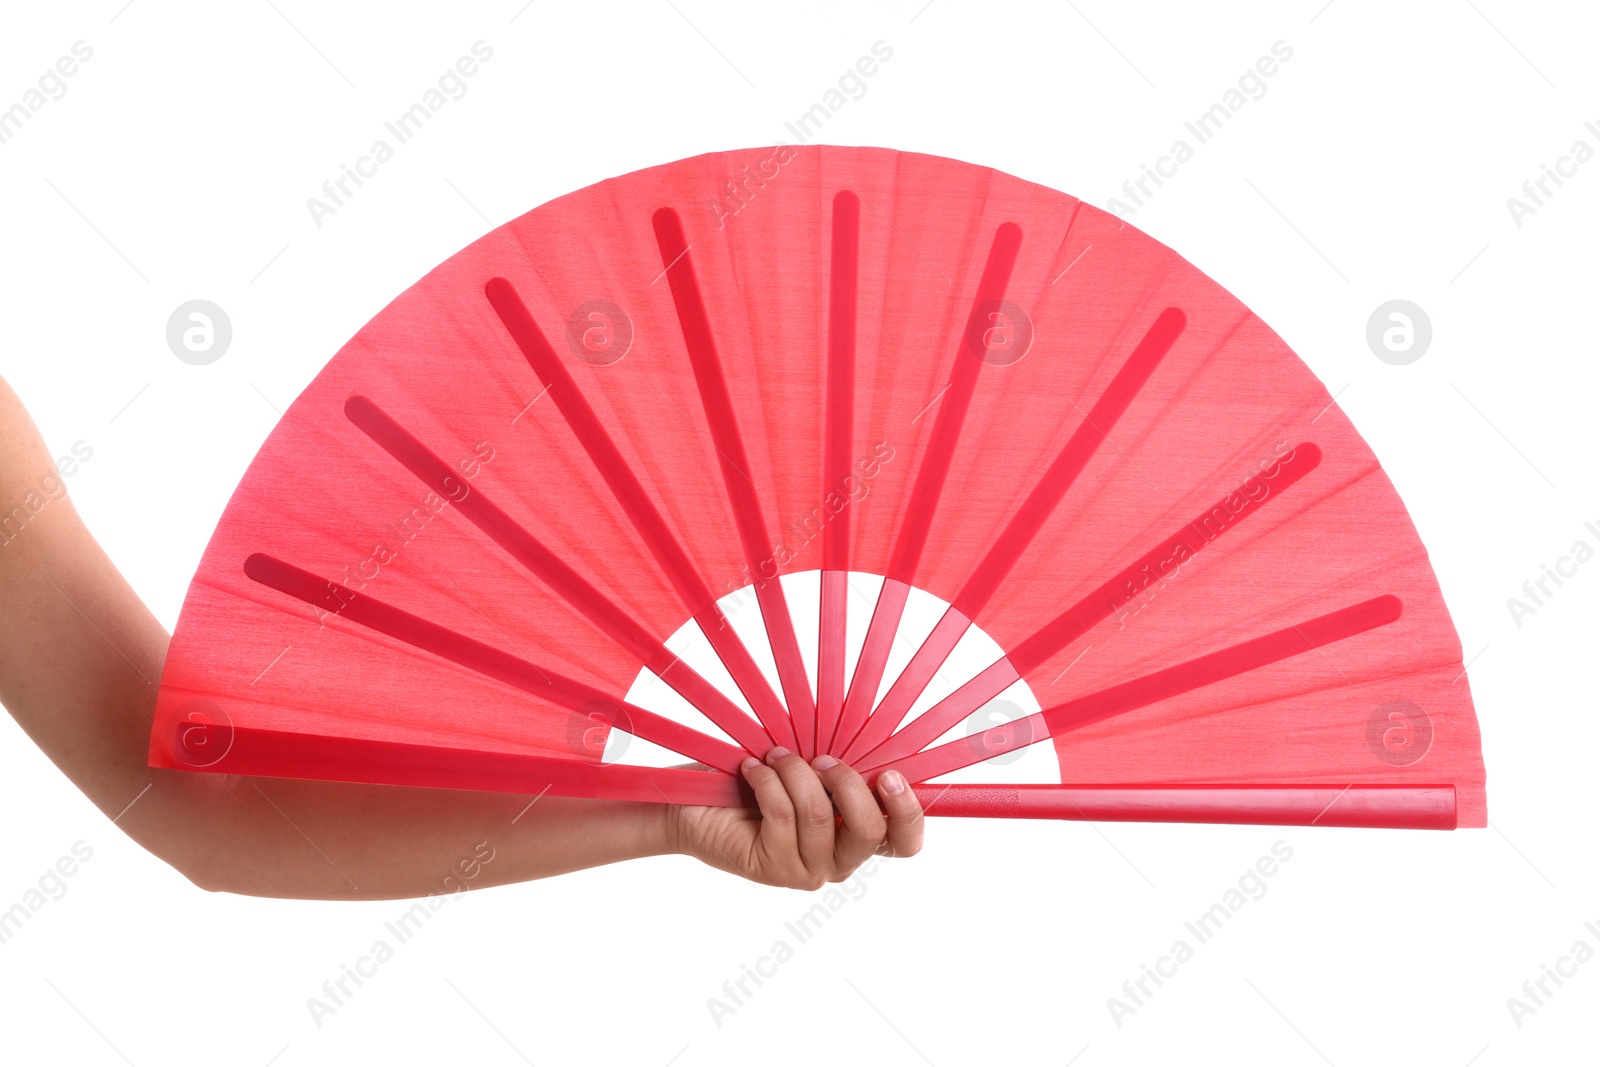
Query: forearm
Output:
[[125, 767, 680, 901], [12, 549, 680, 901], [0, 376, 679, 900], [36, 625, 677, 899]]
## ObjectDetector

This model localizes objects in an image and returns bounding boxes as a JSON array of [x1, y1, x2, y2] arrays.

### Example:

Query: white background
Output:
[[1, 1, 1596, 1063]]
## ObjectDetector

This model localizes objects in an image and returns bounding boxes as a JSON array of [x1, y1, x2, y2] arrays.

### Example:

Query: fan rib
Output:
[[241, 553, 748, 772], [653, 207, 814, 755], [920, 783, 1455, 829], [192, 723, 747, 806], [343, 396, 776, 755], [817, 190, 860, 755], [854, 442, 1323, 767], [956, 307, 1187, 616], [866, 594, 1404, 784], [842, 307, 1187, 760], [833, 221, 1025, 753], [482, 277, 792, 756]]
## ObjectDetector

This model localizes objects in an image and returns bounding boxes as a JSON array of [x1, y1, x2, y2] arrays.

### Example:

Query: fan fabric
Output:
[[149, 146, 1485, 829]]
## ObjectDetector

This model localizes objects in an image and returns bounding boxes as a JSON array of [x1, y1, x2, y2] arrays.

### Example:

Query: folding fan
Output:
[[149, 145, 1486, 831]]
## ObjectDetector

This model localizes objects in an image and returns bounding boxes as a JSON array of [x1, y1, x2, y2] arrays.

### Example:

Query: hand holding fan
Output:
[[150, 146, 1486, 831]]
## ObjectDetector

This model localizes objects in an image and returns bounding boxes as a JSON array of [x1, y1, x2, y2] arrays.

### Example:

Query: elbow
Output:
[[112, 774, 268, 897]]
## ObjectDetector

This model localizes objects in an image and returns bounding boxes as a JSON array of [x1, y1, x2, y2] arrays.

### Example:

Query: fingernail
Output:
[[765, 746, 791, 764], [880, 770, 907, 796], [740, 756, 760, 774], [812, 754, 840, 772]]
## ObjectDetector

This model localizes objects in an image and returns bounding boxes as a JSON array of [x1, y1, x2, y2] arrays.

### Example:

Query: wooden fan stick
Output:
[[861, 594, 1403, 784], [817, 190, 860, 757], [653, 207, 816, 755], [852, 441, 1323, 768], [242, 554, 750, 773], [833, 222, 1024, 754], [840, 306, 1187, 760], [343, 395, 777, 756], [482, 277, 796, 755]]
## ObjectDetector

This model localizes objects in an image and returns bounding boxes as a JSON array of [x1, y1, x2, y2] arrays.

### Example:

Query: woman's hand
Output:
[[665, 748, 925, 890]]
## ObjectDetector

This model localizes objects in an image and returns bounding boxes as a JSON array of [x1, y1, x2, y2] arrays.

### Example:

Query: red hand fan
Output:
[[149, 145, 1486, 831]]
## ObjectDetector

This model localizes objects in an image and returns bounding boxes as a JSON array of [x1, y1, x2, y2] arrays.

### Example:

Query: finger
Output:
[[813, 755, 886, 873], [741, 755, 796, 865], [766, 747, 836, 880], [874, 768, 925, 858]]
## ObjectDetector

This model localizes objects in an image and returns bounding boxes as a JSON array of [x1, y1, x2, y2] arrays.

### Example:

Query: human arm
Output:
[[0, 376, 920, 900]]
